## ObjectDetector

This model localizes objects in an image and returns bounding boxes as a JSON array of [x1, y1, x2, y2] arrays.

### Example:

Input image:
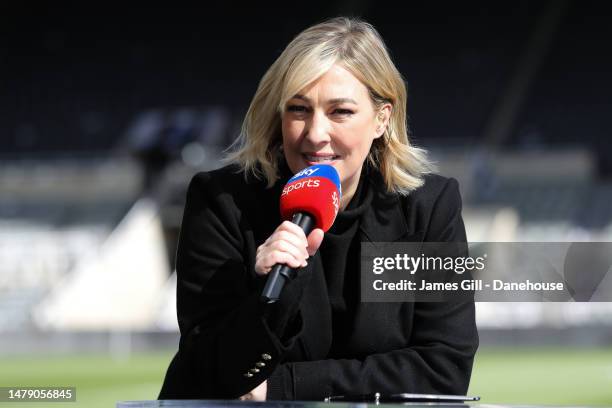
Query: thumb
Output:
[[306, 228, 324, 256]]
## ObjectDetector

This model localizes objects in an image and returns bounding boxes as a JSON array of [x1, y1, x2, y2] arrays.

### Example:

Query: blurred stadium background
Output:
[[1, 1, 611, 406]]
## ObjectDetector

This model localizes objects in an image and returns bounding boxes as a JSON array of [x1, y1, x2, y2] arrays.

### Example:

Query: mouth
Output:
[[302, 153, 340, 164]]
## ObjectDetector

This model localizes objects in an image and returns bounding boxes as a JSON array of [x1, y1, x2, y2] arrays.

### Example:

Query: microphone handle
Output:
[[260, 212, 316, 304]]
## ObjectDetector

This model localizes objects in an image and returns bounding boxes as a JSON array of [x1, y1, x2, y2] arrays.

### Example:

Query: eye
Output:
[[287, 105, 309, 113], [332, 108, 354, 116]]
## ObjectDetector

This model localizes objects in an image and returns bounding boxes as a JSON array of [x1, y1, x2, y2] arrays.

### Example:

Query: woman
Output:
[[159, 17, 478, 401]]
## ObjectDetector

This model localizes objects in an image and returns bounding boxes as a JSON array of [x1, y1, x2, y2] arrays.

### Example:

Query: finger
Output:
[[269, 230, 309, 258], [277, 220, 308, 240], [268, 239, 308, 263], [255, 251, 271, 275], [307, 228, 325, 256], [265, 251, 305, 270], [256, 242, 308, 274]]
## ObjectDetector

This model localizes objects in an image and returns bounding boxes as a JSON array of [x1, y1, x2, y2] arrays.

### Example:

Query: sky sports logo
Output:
[[291, 167, 319, 179], [281, 178, 321, 196], [332, 190, 339, 215]]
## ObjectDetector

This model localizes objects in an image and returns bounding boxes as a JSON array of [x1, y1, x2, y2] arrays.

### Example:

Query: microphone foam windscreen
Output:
[[279, 164, 342, 232]]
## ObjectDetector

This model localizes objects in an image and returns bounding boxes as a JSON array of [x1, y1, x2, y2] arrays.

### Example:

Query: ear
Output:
[[374, 103, 392, 139]]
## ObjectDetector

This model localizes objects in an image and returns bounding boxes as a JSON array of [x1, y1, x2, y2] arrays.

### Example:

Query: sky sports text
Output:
[[292, 167, 319, 179], [281, 179, 321, 196]]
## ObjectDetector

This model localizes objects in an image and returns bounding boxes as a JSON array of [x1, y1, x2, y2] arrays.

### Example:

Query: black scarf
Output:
[[319, 166, 374, 354]]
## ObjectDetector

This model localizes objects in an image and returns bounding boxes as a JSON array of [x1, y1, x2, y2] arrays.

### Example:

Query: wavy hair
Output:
[[225, 17, 433, 194]]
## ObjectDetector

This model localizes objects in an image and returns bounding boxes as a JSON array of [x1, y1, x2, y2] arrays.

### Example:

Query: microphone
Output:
[[261, 164, 342, 303]]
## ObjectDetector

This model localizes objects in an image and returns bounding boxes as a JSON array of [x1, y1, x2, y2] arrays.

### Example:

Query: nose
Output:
[[304, 110, 331, 146]]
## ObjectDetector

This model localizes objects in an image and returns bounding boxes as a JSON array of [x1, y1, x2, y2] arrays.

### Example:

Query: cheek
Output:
[[281, 119, 303, 146], [337, 119, 376, 156], [281, 120, 304, 173]]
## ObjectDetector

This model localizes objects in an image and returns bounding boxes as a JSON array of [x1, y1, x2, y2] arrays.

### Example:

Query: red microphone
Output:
[[261, 164, 341, 303]]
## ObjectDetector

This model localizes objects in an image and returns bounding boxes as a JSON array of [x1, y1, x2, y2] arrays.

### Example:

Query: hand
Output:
[[239, 380, 267, 401], [255, 220, 324, 276]]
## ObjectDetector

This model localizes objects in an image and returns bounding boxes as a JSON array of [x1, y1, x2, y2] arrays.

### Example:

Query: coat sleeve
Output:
[[158, 172, 310, 399], [267, 177, 479, 400]]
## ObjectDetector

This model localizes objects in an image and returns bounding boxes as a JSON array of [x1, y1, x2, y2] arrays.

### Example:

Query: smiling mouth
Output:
[[302, 153, 340, 163]]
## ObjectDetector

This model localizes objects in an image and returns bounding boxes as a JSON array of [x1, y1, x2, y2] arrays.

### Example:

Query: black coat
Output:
[[159, 162, 478, 400]]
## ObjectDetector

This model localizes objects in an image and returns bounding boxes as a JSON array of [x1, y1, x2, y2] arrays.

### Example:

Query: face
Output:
[[281, 64, 390, 206]]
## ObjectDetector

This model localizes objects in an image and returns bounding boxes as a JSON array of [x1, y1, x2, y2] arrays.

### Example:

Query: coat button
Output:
[[244, 372, 253, 378], [249, 368, 260, 373], [255, 362, 266, 368], [261, 353, 272, 360]]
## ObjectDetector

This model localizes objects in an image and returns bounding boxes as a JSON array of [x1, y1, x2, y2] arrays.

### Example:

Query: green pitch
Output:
[[1, 347, 611, 407], [469, 347, 612, 405]]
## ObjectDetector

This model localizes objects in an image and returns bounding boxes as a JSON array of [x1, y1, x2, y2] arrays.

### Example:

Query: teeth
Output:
[[305, 154, 338, 162]]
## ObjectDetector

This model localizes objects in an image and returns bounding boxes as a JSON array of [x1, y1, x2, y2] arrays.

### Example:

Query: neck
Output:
[[340, 191, 354, 212], [339, 170, 362, 211]]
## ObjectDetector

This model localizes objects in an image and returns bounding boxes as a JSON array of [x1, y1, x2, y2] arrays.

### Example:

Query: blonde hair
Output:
[[225, 17, 433, 194]]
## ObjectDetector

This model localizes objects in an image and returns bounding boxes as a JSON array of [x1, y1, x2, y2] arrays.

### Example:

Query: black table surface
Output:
[[116, 401, 603, 408]]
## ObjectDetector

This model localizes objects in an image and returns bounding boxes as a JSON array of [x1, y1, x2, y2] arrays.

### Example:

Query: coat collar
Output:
[[359, 170, 411, 243], [275, 158, 412, 243]]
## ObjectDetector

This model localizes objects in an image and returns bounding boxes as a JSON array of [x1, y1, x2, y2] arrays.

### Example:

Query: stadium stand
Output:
[[1, 2, 611, 348]]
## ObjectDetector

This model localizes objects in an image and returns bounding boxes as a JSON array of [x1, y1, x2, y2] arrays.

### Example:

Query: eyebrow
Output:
[[291, 94, 358, 105]]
